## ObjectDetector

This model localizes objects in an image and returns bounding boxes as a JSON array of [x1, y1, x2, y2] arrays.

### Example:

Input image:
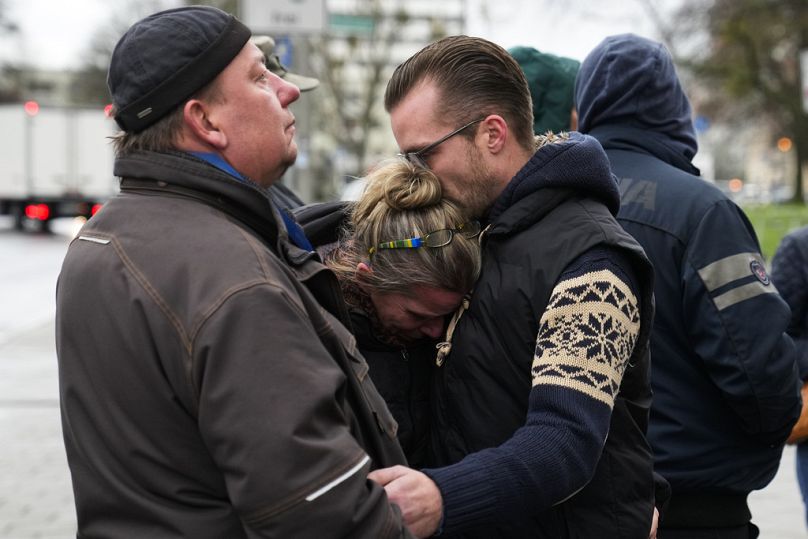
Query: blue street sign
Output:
[[275, 36, 293, 67]]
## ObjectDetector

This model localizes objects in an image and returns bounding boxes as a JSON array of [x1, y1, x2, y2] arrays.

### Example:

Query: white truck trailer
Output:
[[0, 102, 118, 231]]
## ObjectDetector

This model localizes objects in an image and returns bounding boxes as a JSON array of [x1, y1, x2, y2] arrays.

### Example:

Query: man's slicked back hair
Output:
[[384, 35, 535, 151]]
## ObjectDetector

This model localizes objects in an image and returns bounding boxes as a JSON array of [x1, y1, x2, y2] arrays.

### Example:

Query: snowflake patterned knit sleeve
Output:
[[422, 245, 642, 535]]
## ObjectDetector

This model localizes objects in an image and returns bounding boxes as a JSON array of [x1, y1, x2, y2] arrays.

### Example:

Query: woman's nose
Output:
[[420, 318, 445, 339]]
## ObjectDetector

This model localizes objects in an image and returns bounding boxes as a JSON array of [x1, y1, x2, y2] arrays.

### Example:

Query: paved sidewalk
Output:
[[750, 447, 806, 538], [1, 318, 807, 538], [0, 321, 75, 539]]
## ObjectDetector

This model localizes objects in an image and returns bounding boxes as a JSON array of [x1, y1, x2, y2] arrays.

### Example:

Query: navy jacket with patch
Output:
[[576, 33, 801, 513]]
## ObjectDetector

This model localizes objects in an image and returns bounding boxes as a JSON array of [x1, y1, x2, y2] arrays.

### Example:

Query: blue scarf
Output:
[[189, 152, 313, 251]]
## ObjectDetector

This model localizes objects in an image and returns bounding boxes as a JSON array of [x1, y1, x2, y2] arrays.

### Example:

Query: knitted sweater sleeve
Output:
[[423, 246, 641, 534]]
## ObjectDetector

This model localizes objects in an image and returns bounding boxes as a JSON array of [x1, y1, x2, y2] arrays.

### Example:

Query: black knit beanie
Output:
[[108, 6, 251, 133]]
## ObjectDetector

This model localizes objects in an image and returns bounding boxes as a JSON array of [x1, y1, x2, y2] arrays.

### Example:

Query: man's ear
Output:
[[480, 114, 508, 154], [183, 99, 227, 150]]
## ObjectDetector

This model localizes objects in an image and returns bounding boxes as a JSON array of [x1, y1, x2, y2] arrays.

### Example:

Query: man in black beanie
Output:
[[55, 6, 412, 538]]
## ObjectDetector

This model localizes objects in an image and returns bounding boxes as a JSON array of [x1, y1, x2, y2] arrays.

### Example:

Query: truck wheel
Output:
[[13, 208, 25, 231]]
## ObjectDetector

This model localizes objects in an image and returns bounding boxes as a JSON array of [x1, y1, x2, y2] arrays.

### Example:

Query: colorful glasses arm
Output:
[[377, 237, 424, 250]]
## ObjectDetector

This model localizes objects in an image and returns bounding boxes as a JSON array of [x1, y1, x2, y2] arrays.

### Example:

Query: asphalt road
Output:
[[0, 217, 805, 538]]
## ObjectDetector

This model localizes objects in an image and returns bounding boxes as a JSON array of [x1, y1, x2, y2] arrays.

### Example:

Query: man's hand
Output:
[[368, 465, 443, 538], [787, 381, 808, 444]]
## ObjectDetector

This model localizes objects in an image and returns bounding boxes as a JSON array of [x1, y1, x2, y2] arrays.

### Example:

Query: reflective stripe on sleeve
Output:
[[713, 280, 779, 311], [78, 235, 110, 245], [698, 252, 779, 311], [697, 252, 764, 292], [305, 454, 370, 502]]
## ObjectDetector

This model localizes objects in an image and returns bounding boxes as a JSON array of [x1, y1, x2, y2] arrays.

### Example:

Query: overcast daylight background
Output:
[[0, 1, 805, 537], [2, 0, 668, 70]]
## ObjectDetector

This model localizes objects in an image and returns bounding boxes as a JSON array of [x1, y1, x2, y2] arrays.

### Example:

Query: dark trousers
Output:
[[658, 523, 759, 539]]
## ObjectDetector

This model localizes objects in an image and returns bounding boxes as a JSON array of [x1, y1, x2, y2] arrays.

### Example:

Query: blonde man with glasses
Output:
[[368, 36, 660, 539]]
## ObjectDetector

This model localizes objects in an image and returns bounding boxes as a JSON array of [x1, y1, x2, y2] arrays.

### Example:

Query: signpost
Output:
[[801, 49, 808, 114], [241, 0, 326, 35]]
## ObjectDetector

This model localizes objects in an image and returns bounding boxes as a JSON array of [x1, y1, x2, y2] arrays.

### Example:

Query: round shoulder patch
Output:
[[750, 260, 770, 285]]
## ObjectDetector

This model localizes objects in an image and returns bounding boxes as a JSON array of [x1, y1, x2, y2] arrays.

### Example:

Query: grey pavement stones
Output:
[[1, 321, 75, 539], [1, 318, 806, 538], [750, 447, 807, 538]]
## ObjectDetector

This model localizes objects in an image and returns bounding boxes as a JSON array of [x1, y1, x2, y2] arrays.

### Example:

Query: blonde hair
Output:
[[330, 159, 481, 296]]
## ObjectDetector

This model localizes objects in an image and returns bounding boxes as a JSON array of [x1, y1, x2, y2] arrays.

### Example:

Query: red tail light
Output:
[[91, 204, 103, 216], [24, 100, 40, 116], [24, 203, 50, 221]]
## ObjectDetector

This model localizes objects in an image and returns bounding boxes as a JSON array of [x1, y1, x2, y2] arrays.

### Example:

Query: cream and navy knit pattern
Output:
[[532, 267, 640, 408], [423, 246, 644, 536]]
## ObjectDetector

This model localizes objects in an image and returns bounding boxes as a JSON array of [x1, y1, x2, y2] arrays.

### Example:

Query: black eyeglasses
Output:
[[368, 221, 482, 255], [398, 118, 485, 169]]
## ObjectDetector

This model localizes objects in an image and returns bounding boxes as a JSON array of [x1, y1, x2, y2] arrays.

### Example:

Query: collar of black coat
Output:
[[587, 124, 700, 177], [293, 200, 354, 248]]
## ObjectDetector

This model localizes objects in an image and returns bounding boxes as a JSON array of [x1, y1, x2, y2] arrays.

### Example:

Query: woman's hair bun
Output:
[[379, 162, 442, 211], [353, 159, 443, 225]]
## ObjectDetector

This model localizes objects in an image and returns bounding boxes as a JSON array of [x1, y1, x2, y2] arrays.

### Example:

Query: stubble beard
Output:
[[453, 144, 496, 219]]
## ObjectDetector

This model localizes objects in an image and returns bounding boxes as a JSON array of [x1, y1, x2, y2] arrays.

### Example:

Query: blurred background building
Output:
[[0, 0, 805, 210]]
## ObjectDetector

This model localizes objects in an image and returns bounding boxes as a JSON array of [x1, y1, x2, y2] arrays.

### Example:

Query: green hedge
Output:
[[742, 203, 808, 260]]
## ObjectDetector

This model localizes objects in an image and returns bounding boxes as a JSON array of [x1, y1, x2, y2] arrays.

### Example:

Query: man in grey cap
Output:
[[252, 34, 320, 92], [55, 6, 412, 538], [253, 34, 318, 210]]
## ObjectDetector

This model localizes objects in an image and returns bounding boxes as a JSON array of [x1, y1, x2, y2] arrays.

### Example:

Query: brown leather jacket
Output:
[[56, 150, 411, 538]]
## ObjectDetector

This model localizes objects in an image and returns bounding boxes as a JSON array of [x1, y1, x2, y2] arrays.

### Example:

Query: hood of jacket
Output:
[[488, 131, 620, 228], [574, 33, 698, 173]]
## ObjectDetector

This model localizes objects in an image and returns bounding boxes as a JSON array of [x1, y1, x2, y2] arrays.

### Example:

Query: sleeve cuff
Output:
[[422, 460, 501, 535]]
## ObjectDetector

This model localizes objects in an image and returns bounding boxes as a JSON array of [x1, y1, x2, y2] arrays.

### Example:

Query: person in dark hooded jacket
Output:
[[575, 33, 801, 538]]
